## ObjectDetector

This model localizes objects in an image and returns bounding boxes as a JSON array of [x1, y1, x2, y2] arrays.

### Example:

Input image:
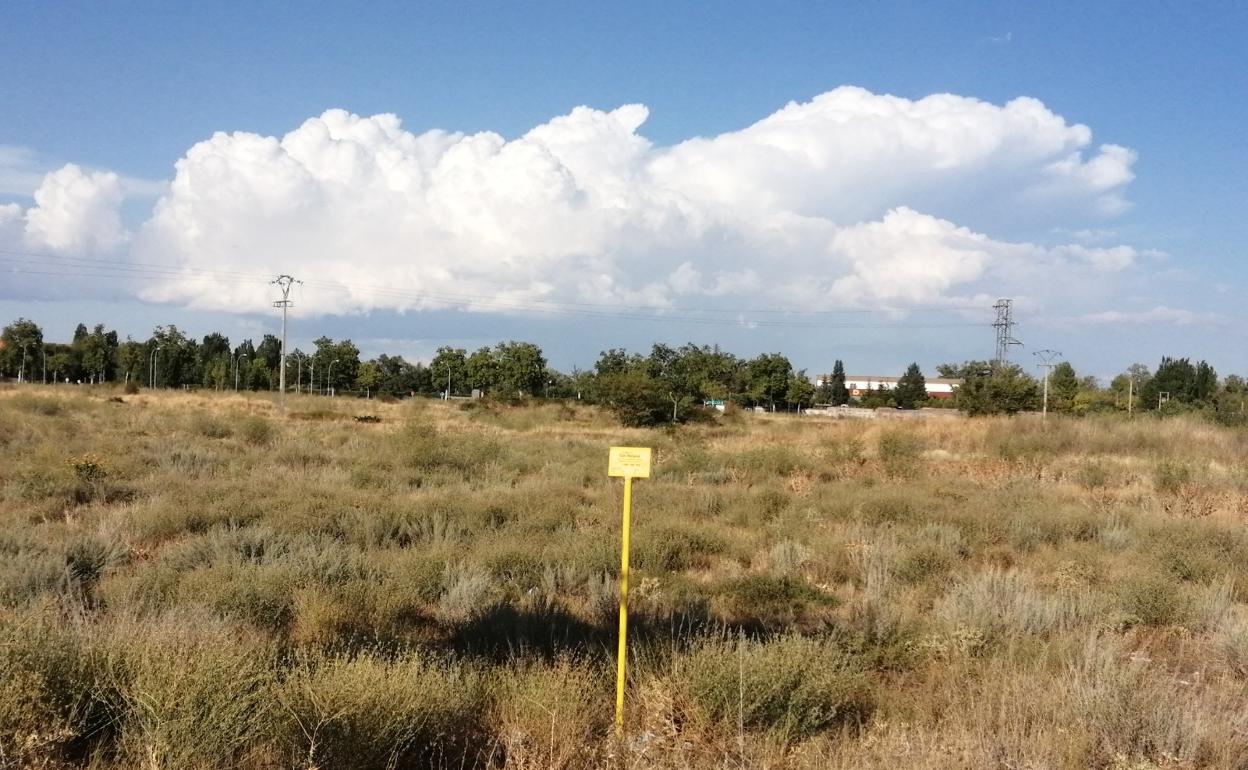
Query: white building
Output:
[[815, 374, 961, 400]]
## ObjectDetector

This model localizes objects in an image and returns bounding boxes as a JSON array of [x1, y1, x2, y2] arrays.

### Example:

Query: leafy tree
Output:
[[857, 384, 895, 409], [256, 334, 282, 372], [466, 347, 500, 393], [47, 350, 75, 383], [355, 361, 382, 396], [494, 341, 547, 397], [893, 363, 927, 409], [150, 325, 197, 388], [830, 359, 849, 406], [1140, 357, 1217, 409], [199, 333, 231, 388], [77, 324, 117, 383], [785, 370, 817, 409], [247, 356, 271, 391], [374, 354, 430, 397], [430, 347, 468, 397], [1047, 362, 1079, 412], [594, 348, 643, 377], [954, 363, 1040, 415], [117, 339, 145, 385], [594, 369, 669, 427], [311, 337, 361, 394], [1, 318, 43, 380], [745, 353, 793, 409]]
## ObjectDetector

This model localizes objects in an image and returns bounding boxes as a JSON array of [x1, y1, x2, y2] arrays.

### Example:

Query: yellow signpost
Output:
[[607, 446, 651, 736]]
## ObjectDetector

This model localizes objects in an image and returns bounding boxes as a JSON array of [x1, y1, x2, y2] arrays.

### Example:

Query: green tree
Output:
[[745, 353, 793, 409], [785, 370, 817, 409], [1047, 362, 1079, 413], [830, 359, 849, 406], [199, 333, 231, 388], [1140, 357, 1217, 409], [893, 363, 927, 409], [954, 363, 1040, 415], [494, 341, 546, 397], [374, 354, 430, 397], [150, 325, 196, 388], [256, 334, 282, 372], [78, 324, 117, 383], [312, 337, 361, 395], [430, 347, 467, 397], [594, 369, 669, 427], [355, 361, 382, 397], [466, 347, 500, 393], [1, 318, 43, 381], [117, 339, 145, 385]]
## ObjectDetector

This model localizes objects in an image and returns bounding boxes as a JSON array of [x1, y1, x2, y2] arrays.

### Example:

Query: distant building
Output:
[[814, 373, 961, 400]]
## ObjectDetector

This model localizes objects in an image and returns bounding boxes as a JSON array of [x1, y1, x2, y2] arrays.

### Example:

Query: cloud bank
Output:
[[8, 87, 1149, 318]]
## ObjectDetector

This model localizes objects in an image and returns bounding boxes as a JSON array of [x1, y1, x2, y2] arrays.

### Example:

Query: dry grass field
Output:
[[3, 385, 1248, 769]]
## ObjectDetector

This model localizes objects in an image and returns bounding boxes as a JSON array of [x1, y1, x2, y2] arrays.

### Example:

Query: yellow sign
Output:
[[607, 446, 652, 478]]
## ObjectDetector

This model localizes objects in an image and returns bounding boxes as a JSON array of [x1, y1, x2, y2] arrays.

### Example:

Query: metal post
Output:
[[271, 275, 300, 408], [327, 360, 337, 397], [615, 475, 633, 737]]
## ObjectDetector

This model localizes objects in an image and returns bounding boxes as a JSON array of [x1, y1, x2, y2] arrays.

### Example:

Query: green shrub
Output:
[[878, 430, 922, 477], [895, 543, 955, 585], [276, 651, 488, 770], [679, 635, 873, 741], [237, 415, 273, 446], [189, 413, 233, 439], [0, 609, 121, 764], [111, 617, 276, 770], [1118, 572, 1187, 627], [859, 493, 917, 525], [1153, 460, 1191, 494], [715, 574, 830, 627], [634, 525, 726, 572], [493, 658, 610, 769]]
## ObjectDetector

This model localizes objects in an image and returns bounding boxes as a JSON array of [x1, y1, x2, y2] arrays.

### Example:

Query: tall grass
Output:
[[3, 387, 1248, 768]]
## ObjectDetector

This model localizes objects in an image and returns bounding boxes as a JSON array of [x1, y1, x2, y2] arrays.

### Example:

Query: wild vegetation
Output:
[[6, 317, 1243, 428], [3, 384, 1248, 769]]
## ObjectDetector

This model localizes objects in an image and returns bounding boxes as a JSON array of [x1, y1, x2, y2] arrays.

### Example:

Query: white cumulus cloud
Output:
[[107, 86, 1141, 316], [14, 164, 127, 254]]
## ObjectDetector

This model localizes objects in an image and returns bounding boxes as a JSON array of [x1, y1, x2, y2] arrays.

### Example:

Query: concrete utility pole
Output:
[[234, 353, 248, 391], [271, 275, 301, 409], [1033, 349, 1061, 417], [327, 359, 337, 397], [992, 298, 1023, 366]]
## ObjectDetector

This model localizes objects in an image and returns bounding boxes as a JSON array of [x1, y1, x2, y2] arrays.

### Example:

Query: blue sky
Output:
[[1, 1, 1245, 379]]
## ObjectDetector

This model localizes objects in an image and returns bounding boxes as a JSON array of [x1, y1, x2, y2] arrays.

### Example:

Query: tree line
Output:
[[2, 316, 1242, 425]]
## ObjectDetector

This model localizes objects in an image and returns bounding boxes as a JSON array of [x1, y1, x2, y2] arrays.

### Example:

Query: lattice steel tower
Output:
[[992, 298, 1022, 365]]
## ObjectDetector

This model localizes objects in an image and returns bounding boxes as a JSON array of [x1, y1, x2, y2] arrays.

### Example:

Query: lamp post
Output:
[[327, 359, 338, 397], [234, 353, 248, 391], [19, 343, 28, 383], [149, 345, 163, 388]]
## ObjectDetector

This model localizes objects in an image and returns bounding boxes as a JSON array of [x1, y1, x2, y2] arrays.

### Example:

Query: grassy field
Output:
[[2, 386, 1248, 769]]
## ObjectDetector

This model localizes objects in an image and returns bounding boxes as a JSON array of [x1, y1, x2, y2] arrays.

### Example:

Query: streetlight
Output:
[[234, 353, 249, 391], [149, 345, 163, 388], [19, 343, 29, 384], [326, 359, 338, 397]]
